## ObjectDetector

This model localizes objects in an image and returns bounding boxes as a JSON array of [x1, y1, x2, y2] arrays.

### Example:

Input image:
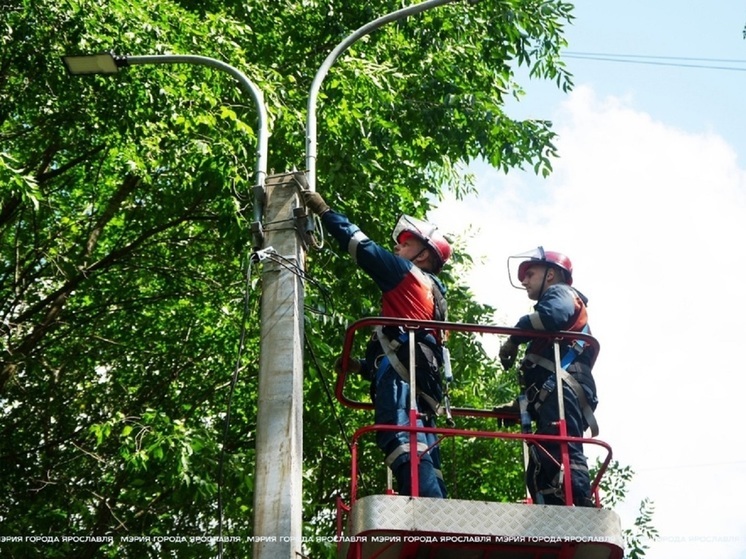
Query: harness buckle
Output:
[[525, 384, 540, 403], [568, 339, 584, 354]]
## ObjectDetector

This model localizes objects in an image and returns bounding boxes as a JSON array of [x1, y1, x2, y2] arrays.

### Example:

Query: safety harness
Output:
[[523, 326, 599, 437], [522, 329, 598, 506], [372, 272, 449, 419], [374, 327, 443, 416]]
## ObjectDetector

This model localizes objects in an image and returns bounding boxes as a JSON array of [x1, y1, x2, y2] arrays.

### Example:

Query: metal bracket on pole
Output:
[[253, 246, 277, 262], [251, 221, 265, 252], [292, 206, 313, 251], [251, 183, 267, 249]]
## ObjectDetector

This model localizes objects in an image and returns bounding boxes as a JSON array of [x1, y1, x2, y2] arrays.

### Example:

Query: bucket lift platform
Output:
[[335, 318, 624, 559], [340, 495, 623, 559]]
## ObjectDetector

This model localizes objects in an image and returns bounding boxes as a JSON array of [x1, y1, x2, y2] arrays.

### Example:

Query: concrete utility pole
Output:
[[252, 173, 305, 558]]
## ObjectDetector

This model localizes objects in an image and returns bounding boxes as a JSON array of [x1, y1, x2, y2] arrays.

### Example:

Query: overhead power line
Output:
[[565, 51, 746, 72], [636, 460, 746, 473]]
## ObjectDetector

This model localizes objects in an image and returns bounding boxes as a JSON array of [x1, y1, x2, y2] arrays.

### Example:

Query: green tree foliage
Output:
[[0, 0, 650, 558], [597, 461, 659, 559]]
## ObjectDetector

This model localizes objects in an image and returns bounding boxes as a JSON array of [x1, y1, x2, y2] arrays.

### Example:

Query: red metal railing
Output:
[[334, 318, 611, 512]]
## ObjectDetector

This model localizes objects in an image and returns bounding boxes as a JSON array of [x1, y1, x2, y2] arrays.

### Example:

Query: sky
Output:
[[429, 1, 746, 558]]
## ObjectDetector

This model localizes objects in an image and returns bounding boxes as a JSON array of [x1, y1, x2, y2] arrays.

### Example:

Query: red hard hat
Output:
[[426, 233, 452, 270], [392, 215, 452, 273], [516, 247, 573, 285]]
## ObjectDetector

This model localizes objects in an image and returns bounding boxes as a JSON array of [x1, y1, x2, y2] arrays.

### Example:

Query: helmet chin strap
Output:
[[537, 266, 551, 299], [409, 247, 430, 270]]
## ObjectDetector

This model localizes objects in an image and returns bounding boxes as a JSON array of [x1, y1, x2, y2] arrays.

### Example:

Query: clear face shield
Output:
[[507, 246, 546, 289], [391, 214, 438, 245]]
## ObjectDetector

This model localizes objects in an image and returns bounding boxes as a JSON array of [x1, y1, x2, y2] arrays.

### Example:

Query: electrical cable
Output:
[[564, 51, 746, 72], [304, 331, 372, 496], [216, 251, 256, 559], [212, 234, 353, 550], [310, 213, 325, 250], [262, 250, 334, 314], [214, 244, 322, 557], [567, 51, 746, 64], [304, 335, 354, 454], [269, 246, 370, 493]]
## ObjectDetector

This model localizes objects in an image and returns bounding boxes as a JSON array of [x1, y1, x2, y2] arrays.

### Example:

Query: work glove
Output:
[[499, 339, 518, 370], [334, 356, 371, 380], [302, 190, 330, 216], [493, 399, 520, 428], [292, 171, 330, 215]]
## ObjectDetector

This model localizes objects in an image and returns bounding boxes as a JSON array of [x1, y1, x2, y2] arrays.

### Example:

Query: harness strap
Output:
[[560, 324, 590, 369], [384, 442, 430, 468], [374, 326, 443, 416], [526, 353, 599, 437], [528, 447, 590, 503]]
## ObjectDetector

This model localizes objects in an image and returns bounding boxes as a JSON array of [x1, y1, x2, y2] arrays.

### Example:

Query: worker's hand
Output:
[[499, 339, 518, 370], [493, 399, 520, 428], [302, 190, 330, 216], [334, 356, 370, 379]]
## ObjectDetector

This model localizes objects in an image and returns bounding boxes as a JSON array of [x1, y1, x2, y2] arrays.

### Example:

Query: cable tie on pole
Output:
[[253, 246, 277, 262]]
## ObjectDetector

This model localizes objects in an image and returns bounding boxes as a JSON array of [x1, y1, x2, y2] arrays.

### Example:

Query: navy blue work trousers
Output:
[[527, 379, 596, 506], [374, 365, 446, 498]]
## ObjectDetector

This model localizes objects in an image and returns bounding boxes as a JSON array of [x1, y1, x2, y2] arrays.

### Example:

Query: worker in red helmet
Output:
[[300, 177, 451, 499], [497, 246, 599, 507]]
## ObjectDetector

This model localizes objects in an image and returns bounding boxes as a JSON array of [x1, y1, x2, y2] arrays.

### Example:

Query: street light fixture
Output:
[[59, 52, 295, 558], [61, 52, 125, 75]]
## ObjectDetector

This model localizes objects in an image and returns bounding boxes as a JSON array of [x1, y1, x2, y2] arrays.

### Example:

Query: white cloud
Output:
[[431, 85, 746, 559]]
